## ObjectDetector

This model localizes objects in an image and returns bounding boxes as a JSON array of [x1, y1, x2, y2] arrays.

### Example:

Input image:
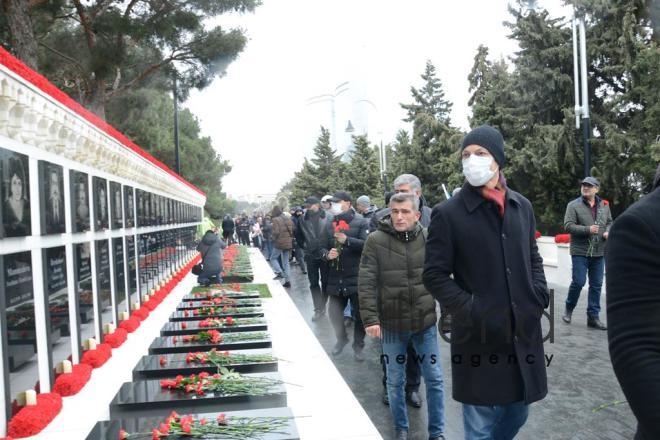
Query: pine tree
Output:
[[345, 135, 382, 199]]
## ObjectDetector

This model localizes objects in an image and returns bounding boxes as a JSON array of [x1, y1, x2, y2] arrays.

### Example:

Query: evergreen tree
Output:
[[344, 135, 382, 199]]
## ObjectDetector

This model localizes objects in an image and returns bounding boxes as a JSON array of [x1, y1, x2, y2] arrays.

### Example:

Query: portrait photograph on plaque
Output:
[[110, 181, 122, 230], [43, 246, 72, 370], [39, 161, 66, 235], [95, 240, 113, 328], [70, 170, 90, 233], [74, 242, 95, 345], [0, 148, 31, 237], [92, 176, 109, 230], [2, 251, 39, 416], [123, 185, 134, 228]]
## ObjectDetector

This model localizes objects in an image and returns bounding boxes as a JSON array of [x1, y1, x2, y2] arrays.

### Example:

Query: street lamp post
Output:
[[353, 99, 387, 195], [572, 11, 591, 178]]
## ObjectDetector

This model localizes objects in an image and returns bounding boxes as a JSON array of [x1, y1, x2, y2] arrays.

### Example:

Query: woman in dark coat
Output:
[[606, 164, 660, 440], [423, 125, 548, 439], [196, 230, 227, 286]]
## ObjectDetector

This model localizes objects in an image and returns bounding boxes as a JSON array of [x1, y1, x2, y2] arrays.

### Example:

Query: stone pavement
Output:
[[278, 256, 637, 440]]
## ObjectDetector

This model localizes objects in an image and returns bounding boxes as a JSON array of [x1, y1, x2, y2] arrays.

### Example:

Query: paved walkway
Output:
[[276, 254, 638, 440]]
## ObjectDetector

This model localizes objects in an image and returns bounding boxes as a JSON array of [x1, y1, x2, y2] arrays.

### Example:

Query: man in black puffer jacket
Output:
[[320, 191, 368, 360]]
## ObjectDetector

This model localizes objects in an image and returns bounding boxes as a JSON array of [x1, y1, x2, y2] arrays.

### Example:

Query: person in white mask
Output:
[[423, 125, 549, 440]]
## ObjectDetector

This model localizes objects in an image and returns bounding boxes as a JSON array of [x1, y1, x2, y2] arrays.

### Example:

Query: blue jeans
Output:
[[198, 272, 222, 286], [264, 240, 273, 260], [566, 255, 604, 317], [270, 248, 290, 282], [382, 325, 445, 437], [463, 401, 529, 440]]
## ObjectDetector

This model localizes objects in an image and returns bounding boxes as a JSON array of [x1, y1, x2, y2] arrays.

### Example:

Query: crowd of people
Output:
[[198, 124, 659, 440]]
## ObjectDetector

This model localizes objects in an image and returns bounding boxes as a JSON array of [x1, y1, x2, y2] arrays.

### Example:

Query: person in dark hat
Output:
[[299, 196, 334, 320], [562, 175, 613, 329], [423, 124, 549, 439], [607, 164, 660, 440], [320, 191, 369, 360]]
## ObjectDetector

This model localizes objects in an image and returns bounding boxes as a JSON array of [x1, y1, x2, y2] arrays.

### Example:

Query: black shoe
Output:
[[301, 269, 307, 274], [406, 390, 422, 408], [282, 281, 291, 288], [394, 429, 408, 440], [587, 316, 607, 330], [562, 307, 572, 324], [429, 436, 445, 440], [331, 339, 348, 356], [382, 389, 389, 405], [311, 311, 325, 321], [354, 350, 365, 362], [273, 274, 282, 280]]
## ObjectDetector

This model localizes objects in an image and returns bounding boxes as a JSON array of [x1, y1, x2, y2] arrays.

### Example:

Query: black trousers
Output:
[[328, 294, 365, 351], [305, 256, 328, 312], [381, 340, 422, 392]]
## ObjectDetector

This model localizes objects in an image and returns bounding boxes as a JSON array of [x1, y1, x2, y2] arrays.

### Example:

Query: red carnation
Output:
[[333, 220, 350, 232]]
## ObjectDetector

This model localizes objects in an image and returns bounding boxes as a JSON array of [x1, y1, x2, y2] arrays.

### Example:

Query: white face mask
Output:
[[462, 155, 496, 187], [330, 202, 343, 215]]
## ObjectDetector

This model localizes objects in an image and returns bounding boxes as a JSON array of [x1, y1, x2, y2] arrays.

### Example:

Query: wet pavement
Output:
[[274, 254, 637, 440]]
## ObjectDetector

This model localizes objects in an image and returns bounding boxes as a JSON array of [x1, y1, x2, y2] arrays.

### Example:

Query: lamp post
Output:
[[572, 10, 591, 178], [353, 99, 387, 194]]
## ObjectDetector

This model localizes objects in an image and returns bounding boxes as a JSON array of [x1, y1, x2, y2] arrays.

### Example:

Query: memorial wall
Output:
[[0, 48, 205, 434]]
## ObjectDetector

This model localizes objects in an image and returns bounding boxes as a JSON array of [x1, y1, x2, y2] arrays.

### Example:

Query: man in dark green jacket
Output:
[[359, 192, 445, 440], [562, 176, 613, 329]]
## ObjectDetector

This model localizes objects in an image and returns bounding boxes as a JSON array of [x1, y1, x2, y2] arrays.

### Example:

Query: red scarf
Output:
[[481, 172, 507, 217]]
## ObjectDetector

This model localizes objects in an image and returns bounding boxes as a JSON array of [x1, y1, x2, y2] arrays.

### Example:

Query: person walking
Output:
[[321, 191, 368, 360], [562, 176, 613, 330], [270, 206, 294, 288], [299, 196, 333, 321], [606, 164, 660, 440], [291, 207, 307, 274], [423, 125, 549, 439], [221, 214, 235, 245], [196, 229, 227, 286], [262, 215, 273, 260], [360, 192, 446, 440]]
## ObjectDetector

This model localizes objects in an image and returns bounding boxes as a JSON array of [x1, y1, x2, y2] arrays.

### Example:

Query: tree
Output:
[[27, 0, 260, 118], [344, 135, 382, 199]]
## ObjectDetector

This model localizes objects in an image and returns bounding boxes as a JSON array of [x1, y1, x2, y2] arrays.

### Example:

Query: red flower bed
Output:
[[104, 328, 128, 348], [7, 393, 62, 438], [53, 364, 93, 396], [555, 234, 571, 244], [132, 308, 150, 321], [81, 343, 112, 368], [119, 316, 141, 333]]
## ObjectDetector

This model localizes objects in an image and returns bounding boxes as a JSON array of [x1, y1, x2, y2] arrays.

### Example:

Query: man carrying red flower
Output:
[[321, 191, 368, 360]]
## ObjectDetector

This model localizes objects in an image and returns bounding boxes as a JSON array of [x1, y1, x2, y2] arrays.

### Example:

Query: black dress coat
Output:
[[320, 208, 368, 297], [606, 185, 660, 440], [423, 182, 549, 405]]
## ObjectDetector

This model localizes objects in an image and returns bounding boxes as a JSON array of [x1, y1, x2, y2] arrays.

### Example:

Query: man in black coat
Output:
[[320, 191, 368, 360], [423, 125, 549, 439], [299, 196, 333, 321], [606, 164, 660, 440], [221, 214, 235, 244]]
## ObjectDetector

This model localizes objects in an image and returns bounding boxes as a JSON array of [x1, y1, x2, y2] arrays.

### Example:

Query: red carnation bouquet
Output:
[[330, 220, 350, 269]]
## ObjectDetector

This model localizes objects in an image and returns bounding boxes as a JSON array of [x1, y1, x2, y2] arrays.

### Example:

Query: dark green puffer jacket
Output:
[[358, 219, 437, 333]]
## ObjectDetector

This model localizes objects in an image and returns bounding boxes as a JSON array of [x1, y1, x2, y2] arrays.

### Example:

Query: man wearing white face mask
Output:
[[423, 125, 549, 440]]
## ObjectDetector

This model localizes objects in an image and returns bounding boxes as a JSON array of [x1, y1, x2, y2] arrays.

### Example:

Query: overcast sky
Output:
[[186, 0, 570, 200]]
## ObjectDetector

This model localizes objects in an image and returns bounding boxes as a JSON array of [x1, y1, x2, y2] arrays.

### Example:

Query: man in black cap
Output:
[[299, 196, 333, 321], [424, 125, 549, 439], [320, 191, 369, 360], [562, 176, 613, 330]]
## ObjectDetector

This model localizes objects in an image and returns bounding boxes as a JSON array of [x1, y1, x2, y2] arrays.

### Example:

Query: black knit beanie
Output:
[[461, 125, 506, 168]]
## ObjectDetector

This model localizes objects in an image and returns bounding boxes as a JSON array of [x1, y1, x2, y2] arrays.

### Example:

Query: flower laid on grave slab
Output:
[[159, 369, 281, 396], [7, 393, 63, 438], [198, 316, 265, 328], [119, 410, 292, 439], [185, 349, 276, 367], [180, 330, 269, 345], [53, 363, 93, 396], [192, 305, 261, 316]]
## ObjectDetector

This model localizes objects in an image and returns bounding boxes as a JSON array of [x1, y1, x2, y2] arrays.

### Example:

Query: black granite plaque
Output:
[[70, 170, 90, 232], [123, 186, 134, 228], [149, 333, 271, 355], [92, 177, 108, 230], [113, 238, 126, 314], [86, 407, 299, 440], [160, 319, 267, 336], [3, 251, 36, 372], [108, 372, 287, 419], [0, 148, 31, 237], [182, 291, 260, 302], [39, 161, 65, 235], [170, 309, 264, 322], [96, 240, 112, 311], [133, 348, 277, 380], [75, 243, 94, 325], [110, 182, 122, 230], [177, 299, 262, 311]]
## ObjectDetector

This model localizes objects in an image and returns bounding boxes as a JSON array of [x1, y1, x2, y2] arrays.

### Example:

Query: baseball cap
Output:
[[581, 176, 600, 187], [321, 195, 333, 203], [331, 191, 352, 203], [304, 196, 320, 206]]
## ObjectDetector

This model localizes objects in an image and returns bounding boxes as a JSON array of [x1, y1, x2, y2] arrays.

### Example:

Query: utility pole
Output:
[[173, 75, 181, 175], [572, 11, 591, 178]]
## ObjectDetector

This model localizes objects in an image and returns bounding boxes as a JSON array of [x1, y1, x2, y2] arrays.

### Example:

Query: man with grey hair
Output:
[[360, 191, 445, 440], [356, 195, 376, 223]]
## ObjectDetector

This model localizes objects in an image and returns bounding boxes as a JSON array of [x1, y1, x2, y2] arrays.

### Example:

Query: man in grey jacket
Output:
[[562, 176, 613, 330]]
